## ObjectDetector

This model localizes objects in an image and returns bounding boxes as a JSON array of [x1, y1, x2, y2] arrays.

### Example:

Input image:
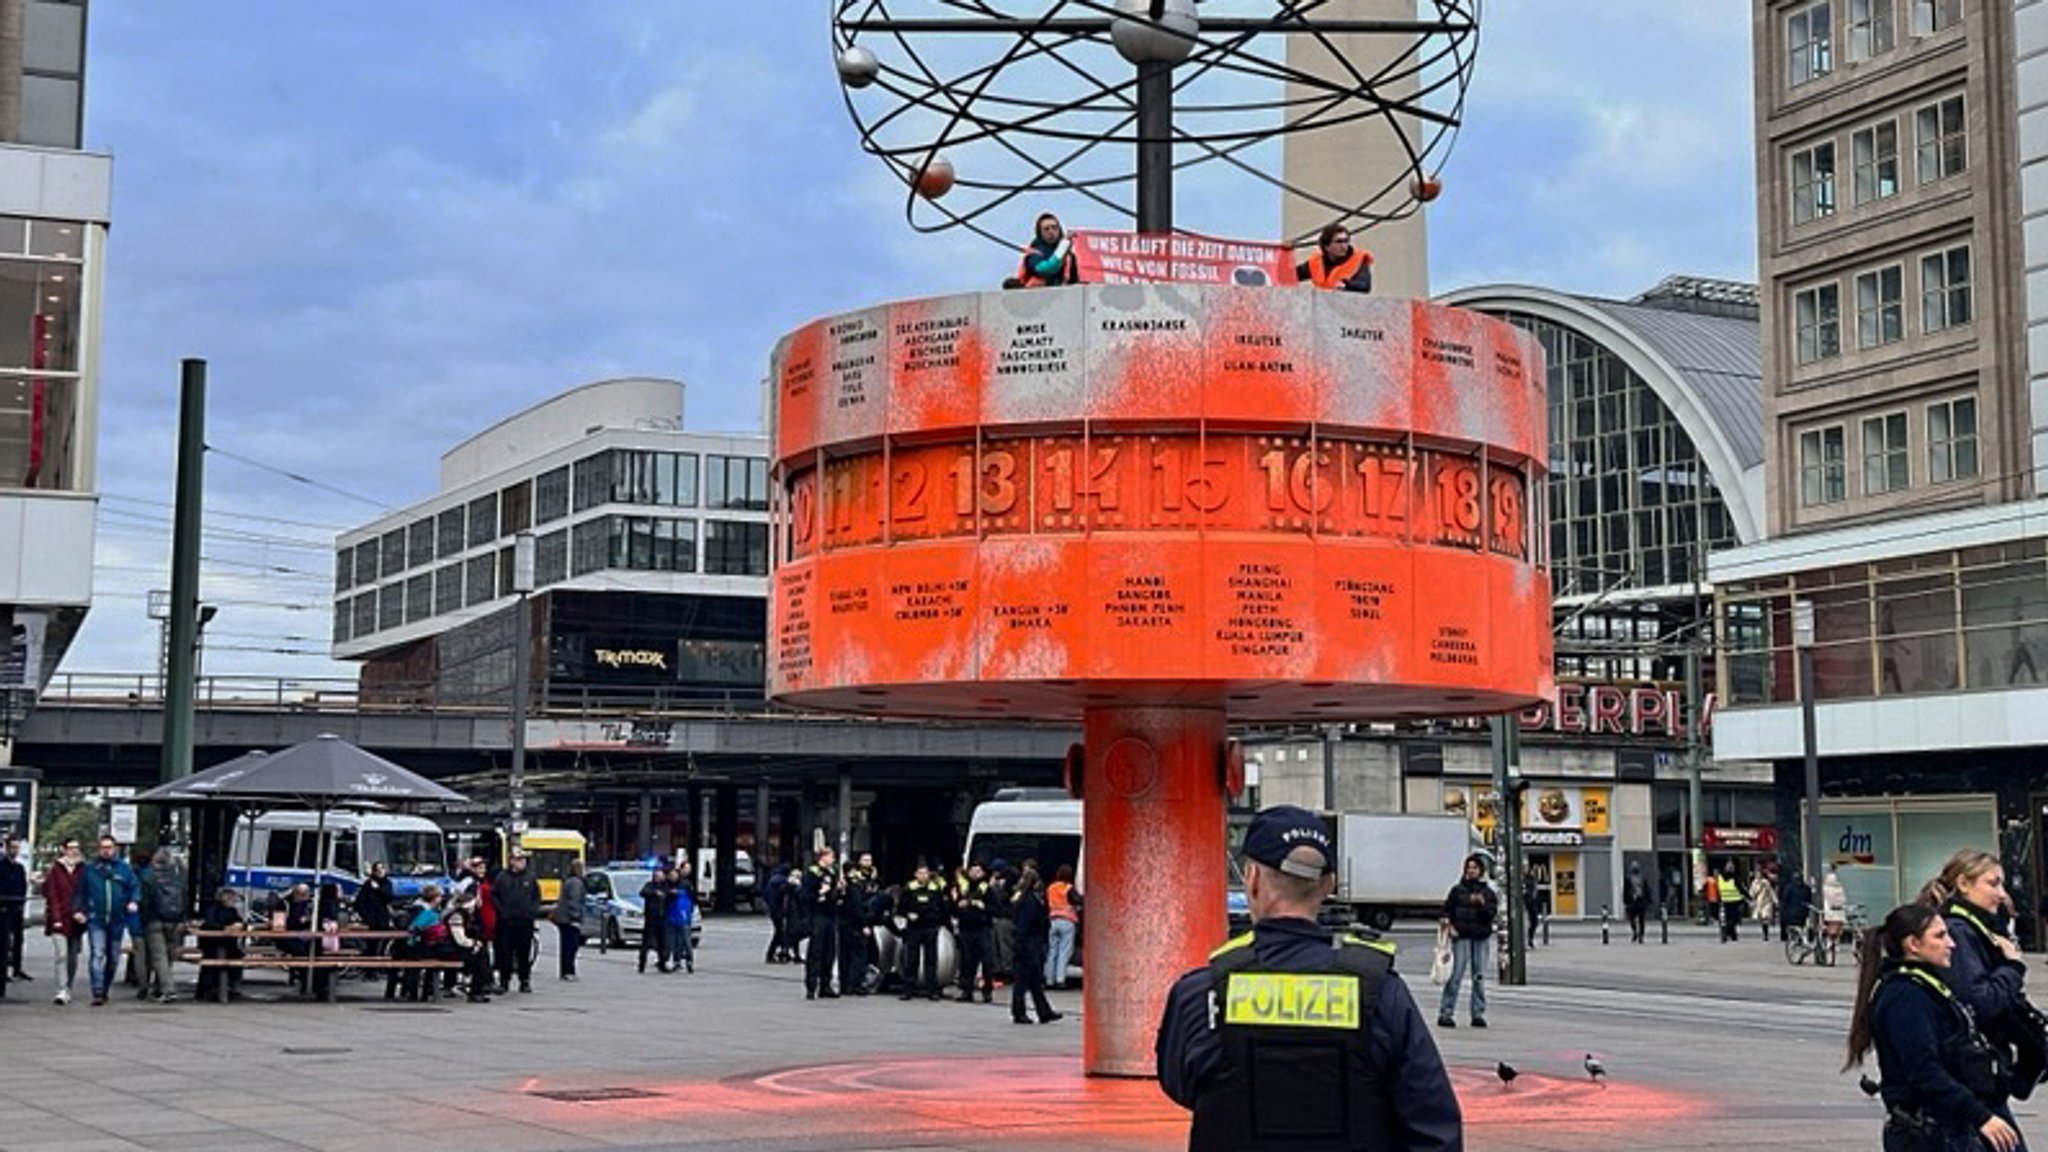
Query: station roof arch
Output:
[[1440, 280, 1764, 545]]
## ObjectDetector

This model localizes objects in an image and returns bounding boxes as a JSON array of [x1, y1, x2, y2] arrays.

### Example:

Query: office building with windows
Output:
[[1711, 0, 2048, 937], [1247, 276, 1775, 919], [0, 0, 107, 765], [332, 379, 772, 708]]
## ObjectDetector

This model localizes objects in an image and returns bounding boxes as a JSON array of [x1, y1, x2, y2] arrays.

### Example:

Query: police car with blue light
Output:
[[580, 862, 701, 949]]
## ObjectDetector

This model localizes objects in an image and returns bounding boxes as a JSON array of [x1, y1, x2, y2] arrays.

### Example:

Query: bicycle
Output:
[[1839, 904, 1870, 955], [1783, 910, 1841, 966], [1783, 915, 1818, 966]]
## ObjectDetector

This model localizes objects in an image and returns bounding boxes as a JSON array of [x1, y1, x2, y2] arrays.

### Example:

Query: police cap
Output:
[[1242, 806, 1335, 880]]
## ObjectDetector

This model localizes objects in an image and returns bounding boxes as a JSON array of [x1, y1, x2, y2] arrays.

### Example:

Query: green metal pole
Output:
[[1686, 642, 1704, 921], [1492, 714, 1528, 986], [160, 359, 205, 786]]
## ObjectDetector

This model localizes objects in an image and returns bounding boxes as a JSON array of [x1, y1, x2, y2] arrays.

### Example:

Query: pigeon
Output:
[[1583, 1054, 1606, 1082], [1859, 1075, 1882, 1098], [1496, 1061, 1518, 1083]]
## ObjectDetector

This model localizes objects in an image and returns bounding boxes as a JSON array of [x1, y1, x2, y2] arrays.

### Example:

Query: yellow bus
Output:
[[502, 828, 587, 907]]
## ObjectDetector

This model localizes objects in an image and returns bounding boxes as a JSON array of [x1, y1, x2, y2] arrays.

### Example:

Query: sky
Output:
[[64, 1, 1758, 685]]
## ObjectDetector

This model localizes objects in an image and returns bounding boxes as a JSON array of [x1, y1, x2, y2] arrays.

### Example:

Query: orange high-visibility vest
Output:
[[1017, 247, 1076, 288], [1305, 248, 1369, 289]]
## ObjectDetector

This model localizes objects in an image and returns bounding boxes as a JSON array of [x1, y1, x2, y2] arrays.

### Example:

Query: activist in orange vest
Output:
[[1296, 223, 1373, 293], [1007, 213, 1080, 289]]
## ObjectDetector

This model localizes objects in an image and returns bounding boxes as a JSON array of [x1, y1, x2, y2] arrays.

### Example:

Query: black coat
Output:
[[491, 870, 543, 923], [1013, 888, 1050, 954], [1442, 878, 1497, 940], [639, 881, 671, 924], [1623, 873, 1653, 915], [0, 856, 25, 903], [356, 875, 394, 929]]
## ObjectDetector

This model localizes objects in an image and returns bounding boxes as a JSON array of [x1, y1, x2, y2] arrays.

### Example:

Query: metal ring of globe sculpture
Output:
[[831, 0, 1482, 243], [782, 0, 1543, 1080]]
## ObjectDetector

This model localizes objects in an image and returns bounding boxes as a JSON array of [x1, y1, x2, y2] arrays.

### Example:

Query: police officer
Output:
[[840, 851, 880, 995], [1846, 903, 2022, 1152], [898, 863, 946, 1001], [1155, 806, 1462, 1151], [798, 848, 843, 1000], [953, 861, 995, 1003]]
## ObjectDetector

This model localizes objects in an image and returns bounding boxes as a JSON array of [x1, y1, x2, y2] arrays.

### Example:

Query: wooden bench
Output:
[[182, 955, 464, 1002], [185, 928, 463, 1002]]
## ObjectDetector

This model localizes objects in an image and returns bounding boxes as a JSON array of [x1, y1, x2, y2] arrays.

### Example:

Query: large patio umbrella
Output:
[[138, 735, 467, 992], [139, 735, 465, 807]]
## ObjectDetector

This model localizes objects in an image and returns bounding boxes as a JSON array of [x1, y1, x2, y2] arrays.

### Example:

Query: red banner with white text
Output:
[[1070, 231, 1299, 287]]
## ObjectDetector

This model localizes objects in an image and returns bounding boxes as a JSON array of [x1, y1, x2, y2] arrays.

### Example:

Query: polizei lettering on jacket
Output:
[[1222, 972, 1360, 1029]]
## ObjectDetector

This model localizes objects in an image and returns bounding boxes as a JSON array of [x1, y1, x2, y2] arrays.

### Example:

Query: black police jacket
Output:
[[1943, 899, 2047, 1098], [1155, 917, 1463, 1151], [954, 878, 992, 929], [798, 866, 842, 918], [901, 880, 946, 930], [1871, 961, 2001, 1135]]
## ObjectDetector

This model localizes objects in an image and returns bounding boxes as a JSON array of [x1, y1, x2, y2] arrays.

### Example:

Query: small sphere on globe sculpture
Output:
[[1111, 0, 1198, 65], [836, 45, 881, 89], [913, 154, 956, 200], [1412, 176, 1443, 203]]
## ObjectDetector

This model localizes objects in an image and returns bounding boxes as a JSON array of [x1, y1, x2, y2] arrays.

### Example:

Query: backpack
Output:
[[151, 871, 186, 923]]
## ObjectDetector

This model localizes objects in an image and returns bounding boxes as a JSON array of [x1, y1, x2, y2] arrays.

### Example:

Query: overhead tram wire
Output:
[[90, 590, 323, 612], [204, 444, 394, 511], [94, 512, 336, 554], [100, 491, 352, 534]]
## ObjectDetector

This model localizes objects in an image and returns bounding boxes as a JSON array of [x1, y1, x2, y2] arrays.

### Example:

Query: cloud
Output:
[[600, 84, 700, 156], [59, 1, 1762, 681]]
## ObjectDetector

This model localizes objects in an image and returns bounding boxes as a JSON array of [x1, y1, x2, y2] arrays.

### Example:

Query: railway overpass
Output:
[[11, 674, 1074, 873]]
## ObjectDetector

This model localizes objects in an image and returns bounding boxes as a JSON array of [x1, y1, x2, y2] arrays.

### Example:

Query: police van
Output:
[[960, 792, 1251, 977], [227, 811, 454, 904]]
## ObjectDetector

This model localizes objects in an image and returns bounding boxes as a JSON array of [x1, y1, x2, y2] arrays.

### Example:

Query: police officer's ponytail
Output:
[[1845, 902, 1941, 1071]]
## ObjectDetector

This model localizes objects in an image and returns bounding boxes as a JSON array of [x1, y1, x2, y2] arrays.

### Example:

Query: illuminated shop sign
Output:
[[594, 648, 670, 671], [1701, 825, 1778, 852], [1519, 682, 1716, 740]]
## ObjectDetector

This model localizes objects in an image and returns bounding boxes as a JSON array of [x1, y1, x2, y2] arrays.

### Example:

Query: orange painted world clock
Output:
[[768, 283, 1553, 722]]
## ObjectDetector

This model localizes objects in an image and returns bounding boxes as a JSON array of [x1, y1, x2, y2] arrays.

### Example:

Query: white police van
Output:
[[962, 791, 1250, 924], [227, 811, 453, 904], [951, 792, 1251, 982]]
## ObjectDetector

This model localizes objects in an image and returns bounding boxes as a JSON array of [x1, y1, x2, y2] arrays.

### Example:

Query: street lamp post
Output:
[[508, 532, 536, 854], [1793, 599, 1821, 883]]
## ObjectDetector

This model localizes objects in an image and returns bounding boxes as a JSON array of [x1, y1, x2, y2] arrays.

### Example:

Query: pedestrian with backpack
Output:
[[137, 847, 185, 1002]]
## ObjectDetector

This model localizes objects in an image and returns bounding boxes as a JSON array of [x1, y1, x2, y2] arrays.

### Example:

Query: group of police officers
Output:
[[767, 847, 1010, 1004]]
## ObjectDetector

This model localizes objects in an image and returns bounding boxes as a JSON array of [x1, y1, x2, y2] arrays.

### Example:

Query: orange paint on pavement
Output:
[[496, 1057, 1709, 1150]]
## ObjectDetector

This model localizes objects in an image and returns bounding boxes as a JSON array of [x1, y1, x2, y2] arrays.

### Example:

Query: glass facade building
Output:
[[0, 2, 109, 709], [335, 437, 770, 648], [333, 380, 771, 706]]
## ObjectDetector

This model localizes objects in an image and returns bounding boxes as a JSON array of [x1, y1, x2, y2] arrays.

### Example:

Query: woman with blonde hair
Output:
[[1924, 849, 2039, 1131]]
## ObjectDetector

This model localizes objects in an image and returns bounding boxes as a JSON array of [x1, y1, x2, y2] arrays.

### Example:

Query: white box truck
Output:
[[1330, 813, 1474, 930]]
